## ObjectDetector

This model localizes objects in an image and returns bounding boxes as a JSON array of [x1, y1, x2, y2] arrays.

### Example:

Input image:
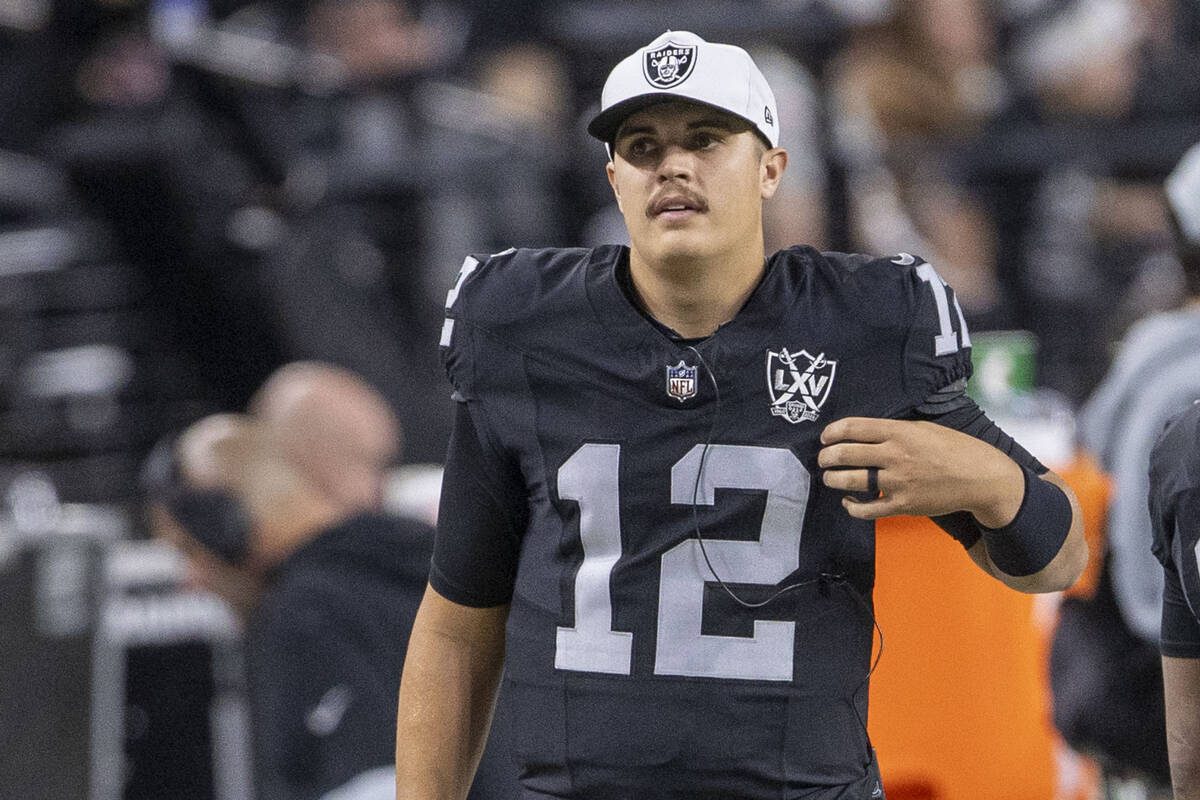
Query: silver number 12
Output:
[[555, 443, 810, 681]]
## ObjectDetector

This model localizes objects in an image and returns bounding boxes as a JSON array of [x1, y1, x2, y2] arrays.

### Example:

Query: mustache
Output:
[[646, 186, 709, 218]]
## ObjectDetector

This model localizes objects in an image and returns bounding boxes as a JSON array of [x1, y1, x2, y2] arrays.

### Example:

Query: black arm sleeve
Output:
[[908, 390, 1048, 549], [429, 402, 527, 607]]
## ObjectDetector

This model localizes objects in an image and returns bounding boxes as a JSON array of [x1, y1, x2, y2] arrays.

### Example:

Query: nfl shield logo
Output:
[[766, 348, 836, 424], [643, 42, 697, 89], [666, 360, 698, 402]]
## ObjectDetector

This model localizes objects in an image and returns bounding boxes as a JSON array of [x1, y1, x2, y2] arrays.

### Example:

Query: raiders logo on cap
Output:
[[642, 42, 697, 89], [588, 31, 781, 149]]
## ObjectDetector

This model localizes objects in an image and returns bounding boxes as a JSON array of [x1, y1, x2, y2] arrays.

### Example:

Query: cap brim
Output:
[[586, 94, 752, 145]]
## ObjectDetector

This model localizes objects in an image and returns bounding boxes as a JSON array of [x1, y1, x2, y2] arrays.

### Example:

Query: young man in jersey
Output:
[[396, 31, 1087, 799]]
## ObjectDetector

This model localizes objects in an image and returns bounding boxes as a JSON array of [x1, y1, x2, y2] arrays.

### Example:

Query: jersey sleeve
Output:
[[1156, 474, 1200, 656], [434, 249, 537, 607], [815, 251, 972, 415], [1149, 406, 1200, 569], [429, 400, 526, 607], [899, 256, 974, 406], [893, 257, 1005, 549], [1161, 555, 1200, 658]]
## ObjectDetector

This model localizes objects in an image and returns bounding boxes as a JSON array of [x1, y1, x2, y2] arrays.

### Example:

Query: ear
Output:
[[759, 148, 788, 200], [606, 159, 624, 213]]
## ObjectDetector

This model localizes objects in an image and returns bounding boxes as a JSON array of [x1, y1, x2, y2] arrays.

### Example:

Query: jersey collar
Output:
[[585, 245, 803, 357]]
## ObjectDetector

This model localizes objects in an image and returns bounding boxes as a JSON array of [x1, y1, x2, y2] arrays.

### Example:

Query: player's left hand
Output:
[[818, 416, 1025, 527]]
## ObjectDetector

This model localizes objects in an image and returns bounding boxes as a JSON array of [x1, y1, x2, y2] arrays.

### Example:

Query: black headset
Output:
[[140, 435, 253, 567]]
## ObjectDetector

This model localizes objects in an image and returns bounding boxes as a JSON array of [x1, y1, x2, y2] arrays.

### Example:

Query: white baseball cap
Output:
[[1166, 141, 1200, 246], [587, 30, 779, 149]]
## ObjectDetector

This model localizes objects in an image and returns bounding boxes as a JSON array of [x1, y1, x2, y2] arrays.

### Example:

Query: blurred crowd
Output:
[[1, 0, 1198, 511], [3, 0, 1200, 798]]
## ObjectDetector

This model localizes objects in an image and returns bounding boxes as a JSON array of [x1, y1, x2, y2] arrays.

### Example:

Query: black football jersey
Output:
[[437, 245, 973, 798], [1149, 400, 1200, 658]]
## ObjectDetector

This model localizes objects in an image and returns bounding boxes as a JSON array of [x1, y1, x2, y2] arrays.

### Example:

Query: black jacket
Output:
[[246, 512, 432, 800]]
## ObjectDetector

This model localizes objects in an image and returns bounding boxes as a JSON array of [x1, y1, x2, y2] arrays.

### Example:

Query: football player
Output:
[[1149, 138, 1200, 800], [1150, 400, 1200, 800], [396, 31, 1086, 799], [1064, 138, 1200, 789]]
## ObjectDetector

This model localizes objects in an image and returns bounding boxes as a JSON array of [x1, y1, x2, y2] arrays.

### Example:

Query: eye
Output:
[[691, 131, 722, 150], [623, 137, 657, 159]]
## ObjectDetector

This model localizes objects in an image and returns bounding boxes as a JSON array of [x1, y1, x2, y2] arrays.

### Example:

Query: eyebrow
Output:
[[615, 124, 656, 140], [615, 117, 743, 142]]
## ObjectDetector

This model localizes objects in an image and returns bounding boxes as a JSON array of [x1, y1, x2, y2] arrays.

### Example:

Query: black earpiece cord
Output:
[[685, 344, 883, 760]]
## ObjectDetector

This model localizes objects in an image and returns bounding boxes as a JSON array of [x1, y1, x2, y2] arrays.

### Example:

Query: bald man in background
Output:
[[251, 361, 402, 515], [146, 407, 431, 800], [146, 362, 514, 800], [149, 414, 343, 619]]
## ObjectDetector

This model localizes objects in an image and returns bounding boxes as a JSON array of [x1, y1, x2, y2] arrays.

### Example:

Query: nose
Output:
[[656, 143, 695, 183]]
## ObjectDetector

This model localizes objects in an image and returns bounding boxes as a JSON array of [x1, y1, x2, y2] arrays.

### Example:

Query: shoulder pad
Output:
[[816, 249, 880, 277], [827, 250, 973, 407], [809, 250, 935, 322], [443, 246, 593, 329], [820, 249, 929, 277]]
